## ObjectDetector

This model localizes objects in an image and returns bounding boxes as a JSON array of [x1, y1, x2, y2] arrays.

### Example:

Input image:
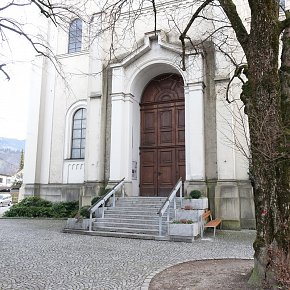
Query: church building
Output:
[[22, 0, 256, 230]]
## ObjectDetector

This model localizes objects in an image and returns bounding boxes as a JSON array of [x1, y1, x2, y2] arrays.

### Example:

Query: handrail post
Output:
[[112, 191, 116, 207], [156, 178, 183, 237], [167, 207, 170, 235], [122, 184, 125, 198], [102, 202, 105, 218], [89, 211, 92, 231], [88, 178, 125, 226], [173, 196, 176, 220], [180, 182, 183, 208]]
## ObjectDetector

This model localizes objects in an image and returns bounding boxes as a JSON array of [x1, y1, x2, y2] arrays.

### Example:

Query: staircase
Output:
[[91, 197, 178, 240]]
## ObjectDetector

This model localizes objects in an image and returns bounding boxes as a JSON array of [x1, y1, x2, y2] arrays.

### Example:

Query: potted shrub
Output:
[[183, 190, 208, 210]]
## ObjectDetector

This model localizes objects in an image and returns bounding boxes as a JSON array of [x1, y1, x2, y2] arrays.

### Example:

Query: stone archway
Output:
[[140, 74, 186, 196]]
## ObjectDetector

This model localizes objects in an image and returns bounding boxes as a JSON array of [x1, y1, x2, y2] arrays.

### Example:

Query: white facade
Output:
[[23, 0, 256, 229], [0, 174, 13, 188]]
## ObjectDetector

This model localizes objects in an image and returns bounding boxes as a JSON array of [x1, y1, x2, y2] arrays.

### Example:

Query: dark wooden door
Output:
[[140, 74, 185, 197]]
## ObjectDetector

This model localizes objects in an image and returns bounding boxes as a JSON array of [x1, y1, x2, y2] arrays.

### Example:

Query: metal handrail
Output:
[[88, 178, 125, 231], [157, 177, 183, 236]]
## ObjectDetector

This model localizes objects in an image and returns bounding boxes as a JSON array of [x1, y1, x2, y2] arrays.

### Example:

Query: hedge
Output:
[[3, 197, 79, 218]]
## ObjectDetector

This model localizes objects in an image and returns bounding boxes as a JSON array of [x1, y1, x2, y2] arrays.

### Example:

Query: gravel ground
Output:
[[148, 259, 257, 290], [0, 219, 255, 289]]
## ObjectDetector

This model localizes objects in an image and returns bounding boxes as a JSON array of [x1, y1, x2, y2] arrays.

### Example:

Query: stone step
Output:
[[92, 225, 165, 235], [101, 213, 172, 220], [117, 197, 167, 201], [96, 217, 168, 224], [114, 204, 164, 209], [105, 209, 160, 215], [116, 197, 180, 204], [105, 207, 176, 214], [105, 207, 176, 213], [94, 221, 165, 229], [106, 205, 178, 211], [116, 201, 163, 208], [71, 230, 169, 241], [115, 202, 181, 207], [116, 197, 181, 203]]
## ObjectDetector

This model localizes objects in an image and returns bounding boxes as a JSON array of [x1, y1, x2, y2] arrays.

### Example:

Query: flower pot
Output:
[[169, 222, 199, 238], [183, 197, 208, 210], [176, 209, 204, 221]]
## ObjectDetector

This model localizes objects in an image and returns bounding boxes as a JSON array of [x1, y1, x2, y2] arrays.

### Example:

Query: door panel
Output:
[[158, 106, 174, 146], [158, 148, 176, 196], [176, 106, 185, 145], [140, 149, 157, 196], [141, 109, 157, 147], [140, 74, 185, 197]]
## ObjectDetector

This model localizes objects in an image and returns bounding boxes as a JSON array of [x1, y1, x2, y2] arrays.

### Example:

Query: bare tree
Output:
[[177, 0, 290, 288], [0, 0, 91, 80]]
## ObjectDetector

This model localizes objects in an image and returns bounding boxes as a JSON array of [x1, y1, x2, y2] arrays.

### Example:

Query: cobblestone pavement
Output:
[[0, 219, 255, 290]]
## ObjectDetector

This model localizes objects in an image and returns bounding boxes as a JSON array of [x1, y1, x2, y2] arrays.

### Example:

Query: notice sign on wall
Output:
[[132, 161, 137, 180]]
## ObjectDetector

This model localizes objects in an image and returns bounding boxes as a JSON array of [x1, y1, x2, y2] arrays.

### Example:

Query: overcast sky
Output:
[[0, 5, 37, 141], [0, 49, 32, 140]]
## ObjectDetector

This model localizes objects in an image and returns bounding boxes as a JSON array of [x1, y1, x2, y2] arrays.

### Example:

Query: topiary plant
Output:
[[189, 190, 202, 199]]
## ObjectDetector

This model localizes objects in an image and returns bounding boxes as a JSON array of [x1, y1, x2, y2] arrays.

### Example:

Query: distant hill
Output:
[[0, 137, 25, 175], [0, 137, 25, 151]]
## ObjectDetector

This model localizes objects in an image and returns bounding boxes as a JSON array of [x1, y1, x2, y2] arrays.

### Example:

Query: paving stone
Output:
[[0, 219, 255, 290]]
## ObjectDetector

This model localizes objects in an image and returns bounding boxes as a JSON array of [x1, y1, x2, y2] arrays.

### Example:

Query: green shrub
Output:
[[4, 206, 53, 218], [3, 197, 79, 218], [189, 190, 202, 199], [51, 201, 79, 218], [91, 188, 112, 205], [79, 206, 90, 218], [91, 196, 103, 205], [17, 196, 53, 207]]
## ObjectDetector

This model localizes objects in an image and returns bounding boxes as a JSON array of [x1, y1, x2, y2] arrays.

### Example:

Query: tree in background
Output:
[[19, 149, 24, 171]]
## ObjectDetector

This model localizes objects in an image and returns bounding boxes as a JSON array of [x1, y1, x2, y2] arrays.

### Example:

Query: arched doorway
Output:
[[140, 74, 185, 196]]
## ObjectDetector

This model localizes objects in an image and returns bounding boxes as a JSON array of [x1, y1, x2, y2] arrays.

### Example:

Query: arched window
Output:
[[71, 108, 86, 159], [68, 19, 82, 53]]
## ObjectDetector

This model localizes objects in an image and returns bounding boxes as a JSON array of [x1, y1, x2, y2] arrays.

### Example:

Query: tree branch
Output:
[[0, 64, 10, 81], [179, 0, 213, 70], [217, 0, 249, 53], [280, 10, 290, 32], [150, 0, 157, 34]]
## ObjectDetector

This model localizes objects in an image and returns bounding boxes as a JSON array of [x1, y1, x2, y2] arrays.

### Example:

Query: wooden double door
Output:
[[140, 74, 185, 197]]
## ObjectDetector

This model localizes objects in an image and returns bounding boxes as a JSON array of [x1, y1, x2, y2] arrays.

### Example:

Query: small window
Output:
[[280, 0, 285, 10], [68, 19, 82, 53], [71, 108, 86, 159]]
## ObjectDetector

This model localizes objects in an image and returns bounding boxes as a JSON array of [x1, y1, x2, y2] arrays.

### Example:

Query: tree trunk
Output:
[[241, 2, 290, 288]]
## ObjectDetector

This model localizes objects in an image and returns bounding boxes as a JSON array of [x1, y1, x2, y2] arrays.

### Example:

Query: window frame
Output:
[[64, 101, 87, 160], [68, 18, 82, 54], [71, 108, 86, 159]]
